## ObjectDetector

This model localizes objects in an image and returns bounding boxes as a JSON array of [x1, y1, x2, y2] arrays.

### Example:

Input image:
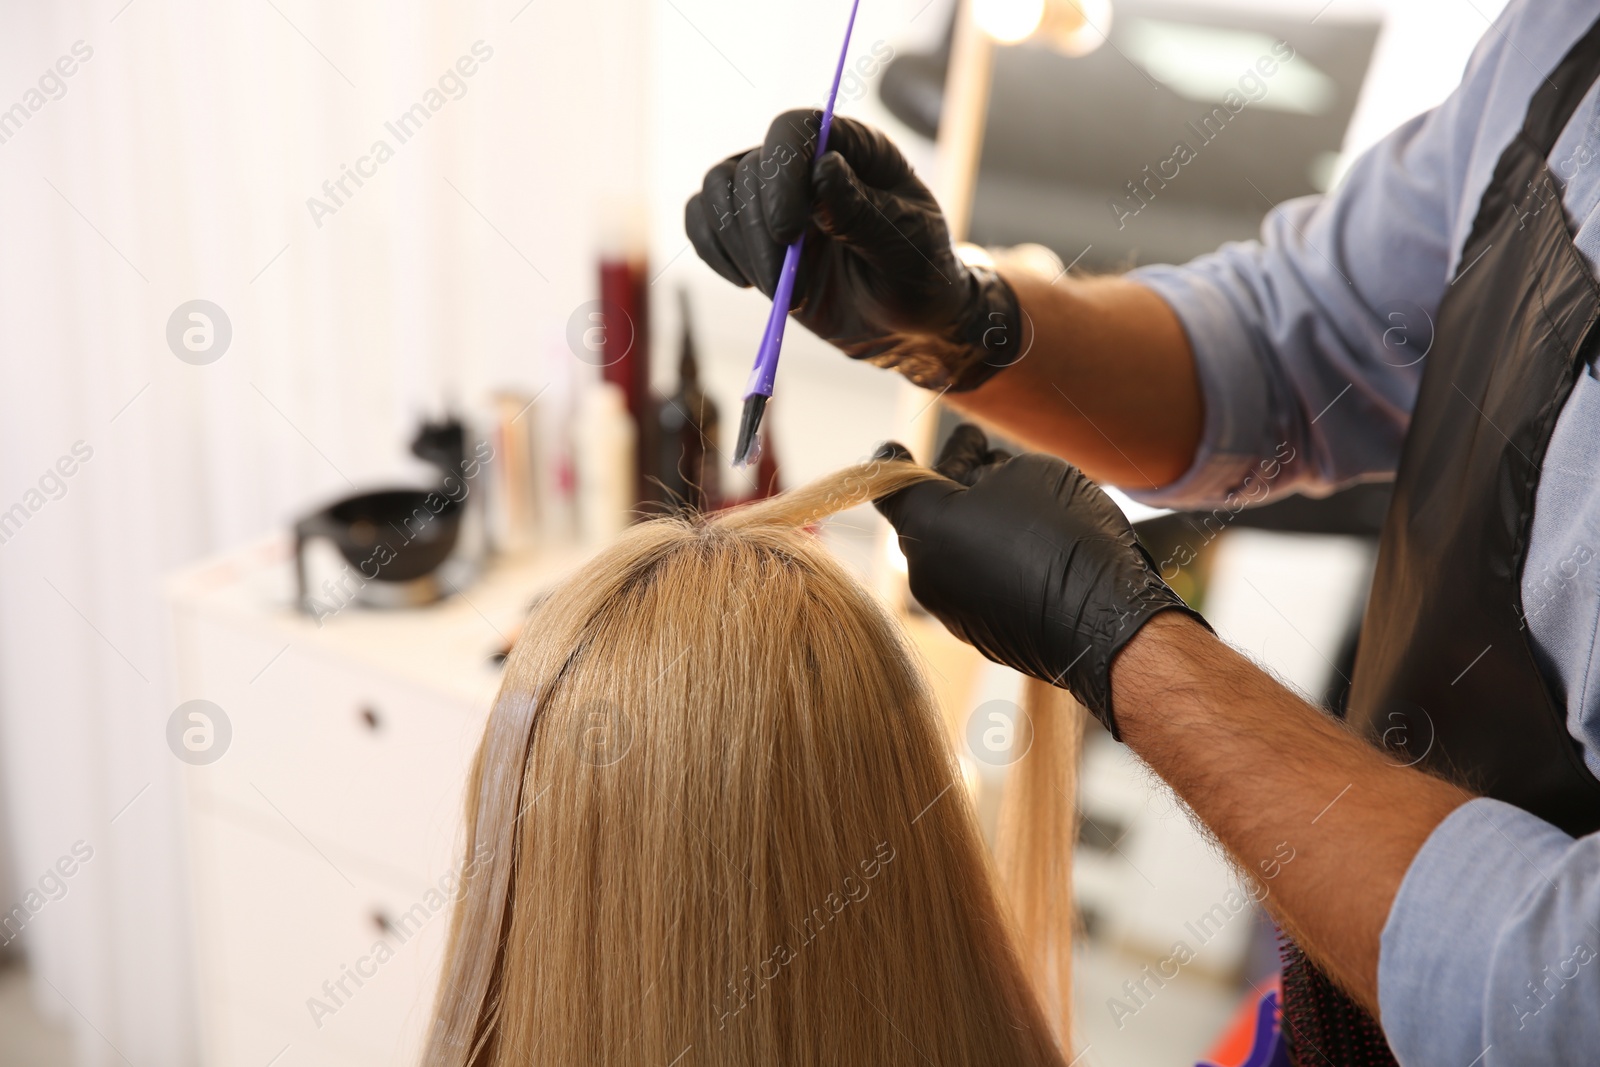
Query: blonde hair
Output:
[[424, 460, 1083, 1066]]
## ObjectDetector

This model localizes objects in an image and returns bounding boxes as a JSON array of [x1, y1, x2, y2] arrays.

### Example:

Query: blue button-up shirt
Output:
[[1127, 2, 1600, 1062]]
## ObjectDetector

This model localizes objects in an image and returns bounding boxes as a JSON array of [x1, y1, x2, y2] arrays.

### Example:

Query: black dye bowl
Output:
[[294, 489, 463, 608]]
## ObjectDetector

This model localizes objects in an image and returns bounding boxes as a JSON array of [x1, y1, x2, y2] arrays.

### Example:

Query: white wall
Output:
[[0, 0, 652, 1062]]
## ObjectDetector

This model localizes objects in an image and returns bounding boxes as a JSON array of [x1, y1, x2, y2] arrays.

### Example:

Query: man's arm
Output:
[[1110, 612, 1471, 1011], [932, 98, 1469, 503], [1115, 613, 1600, 1067], [944, 271, 1203, 492]]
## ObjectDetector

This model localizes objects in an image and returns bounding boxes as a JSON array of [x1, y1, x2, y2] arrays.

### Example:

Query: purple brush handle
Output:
[[744, 241, 804, 396], [742, 0, 861, 401]]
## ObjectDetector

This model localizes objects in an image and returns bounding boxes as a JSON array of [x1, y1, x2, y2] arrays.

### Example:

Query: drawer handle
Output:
[[359, 706, 381, 732]]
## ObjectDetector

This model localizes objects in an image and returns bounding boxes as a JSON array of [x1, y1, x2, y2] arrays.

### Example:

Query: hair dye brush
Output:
[[731, 0, 863, 468]]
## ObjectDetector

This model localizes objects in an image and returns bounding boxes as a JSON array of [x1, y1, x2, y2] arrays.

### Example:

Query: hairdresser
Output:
[[688, 4, 1600, 1065]]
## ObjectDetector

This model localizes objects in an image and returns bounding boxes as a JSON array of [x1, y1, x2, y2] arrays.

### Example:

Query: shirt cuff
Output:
[[1122, 264, 1274, 510], [1378, 797, 1572, 1067]]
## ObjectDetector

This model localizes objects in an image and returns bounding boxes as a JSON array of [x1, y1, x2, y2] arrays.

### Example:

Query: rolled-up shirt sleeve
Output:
[[1120, 16, 1512, 510], [1379, 798, 1600, 1067]]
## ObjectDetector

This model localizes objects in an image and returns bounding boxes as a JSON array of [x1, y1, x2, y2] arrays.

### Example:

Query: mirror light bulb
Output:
[[972, 0, 1046, 44], [1045, 0, 1112, 57]]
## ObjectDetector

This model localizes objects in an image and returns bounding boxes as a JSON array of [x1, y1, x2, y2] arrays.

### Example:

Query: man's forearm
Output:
[[1110, 612, 1471, 1013], [946, 271, 1204, 491]]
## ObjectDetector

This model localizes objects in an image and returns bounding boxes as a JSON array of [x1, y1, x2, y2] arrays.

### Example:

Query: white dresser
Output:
[[166, 538, 586, 1067]]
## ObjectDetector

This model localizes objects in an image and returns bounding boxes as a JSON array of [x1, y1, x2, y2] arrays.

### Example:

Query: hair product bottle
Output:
[[655, 290, 720, 512], [574, 381, 636, 545], [598, 243, 652, 508]]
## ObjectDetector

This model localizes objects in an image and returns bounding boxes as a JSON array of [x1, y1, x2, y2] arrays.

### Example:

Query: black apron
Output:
[[1280, 16, 1600, 1065]]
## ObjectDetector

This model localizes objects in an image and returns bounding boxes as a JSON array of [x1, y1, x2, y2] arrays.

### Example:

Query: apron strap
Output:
[[1523, 13, 1600, 158]]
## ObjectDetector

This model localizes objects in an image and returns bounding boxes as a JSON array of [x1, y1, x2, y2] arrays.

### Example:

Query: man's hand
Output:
[[872, 424, 1207, 733], [684, 110, 1026, 391]]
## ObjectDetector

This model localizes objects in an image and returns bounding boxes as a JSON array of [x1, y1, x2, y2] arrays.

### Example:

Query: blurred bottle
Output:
[[486, 391, 539, 554], [574, 381, 636, 545], [655, 290, 720, 512], [598, 213, 652, 508]]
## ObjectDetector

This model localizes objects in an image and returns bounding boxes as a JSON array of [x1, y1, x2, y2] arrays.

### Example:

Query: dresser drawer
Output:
[[198, 996, 350, 1067], [178, 614, 493, 883], [188, 810, 459, 1066]]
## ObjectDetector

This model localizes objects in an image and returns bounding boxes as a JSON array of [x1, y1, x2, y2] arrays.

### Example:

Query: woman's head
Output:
[[426, 461, 1071, 1066]]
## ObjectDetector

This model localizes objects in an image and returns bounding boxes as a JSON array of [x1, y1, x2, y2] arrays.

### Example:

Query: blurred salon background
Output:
[[0, 0, 1499, 1064]]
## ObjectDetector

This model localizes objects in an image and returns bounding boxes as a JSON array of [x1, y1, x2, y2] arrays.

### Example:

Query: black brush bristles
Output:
[[732, 393, 767, 468]]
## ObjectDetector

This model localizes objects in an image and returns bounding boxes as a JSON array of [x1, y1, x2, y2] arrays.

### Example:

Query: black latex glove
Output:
[[873, 426, 1210, 737], [684, 109, 1025, 392]]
